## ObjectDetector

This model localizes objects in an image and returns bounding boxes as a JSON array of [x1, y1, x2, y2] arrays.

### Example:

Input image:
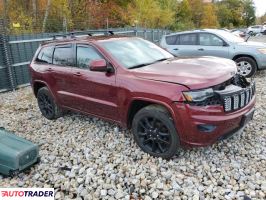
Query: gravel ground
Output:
[[0, 72, 265, 200]]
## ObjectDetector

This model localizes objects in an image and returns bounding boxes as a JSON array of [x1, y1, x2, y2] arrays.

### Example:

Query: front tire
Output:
[[235, 57, 257, 78], [37, 87, 61, 120], [132, 105, 180, 159], [248, 31, 253, 36]]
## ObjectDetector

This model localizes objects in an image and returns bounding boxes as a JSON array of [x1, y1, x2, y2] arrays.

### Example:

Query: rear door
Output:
[[197, 33, 229, 58], [51, 44, 76, 106], [34, 45, 55, 84], [70, 44, 119, 120], [166, 33, 200, 57]]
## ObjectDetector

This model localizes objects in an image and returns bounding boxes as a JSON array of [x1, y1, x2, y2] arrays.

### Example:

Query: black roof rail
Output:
[[52, 30, 115, 40]]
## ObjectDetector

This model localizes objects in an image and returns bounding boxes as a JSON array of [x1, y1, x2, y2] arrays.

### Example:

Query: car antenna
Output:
[[245, 35, 251, 42]]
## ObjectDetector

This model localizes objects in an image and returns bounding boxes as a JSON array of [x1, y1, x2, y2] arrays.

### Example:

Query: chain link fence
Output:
[[0, 18, 171, 93]]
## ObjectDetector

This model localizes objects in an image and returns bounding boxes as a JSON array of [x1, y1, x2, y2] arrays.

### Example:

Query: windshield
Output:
[[100, 38, 174, 69], [214, 30, 245, 43]]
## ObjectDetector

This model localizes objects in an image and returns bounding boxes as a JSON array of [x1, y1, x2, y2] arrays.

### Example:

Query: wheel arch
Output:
[[127, 98, 176, 129], [32, 81, 57, 102], [232, 54, 258, 69], [33, 81, 47, 97]]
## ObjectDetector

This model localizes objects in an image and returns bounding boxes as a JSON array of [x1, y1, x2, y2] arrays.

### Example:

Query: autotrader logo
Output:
[[0, 188, 54, 200]]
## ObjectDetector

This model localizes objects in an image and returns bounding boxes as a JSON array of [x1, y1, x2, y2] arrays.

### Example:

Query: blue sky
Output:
[[253, 0, 266, 16]]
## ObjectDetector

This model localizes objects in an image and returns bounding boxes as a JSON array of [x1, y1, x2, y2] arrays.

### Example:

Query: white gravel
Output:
[[0, 72, 265, 200]]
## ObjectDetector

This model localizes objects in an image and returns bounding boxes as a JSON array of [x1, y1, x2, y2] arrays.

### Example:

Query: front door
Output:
[[70, 44, 119, 121], [197, 33, 229, 58]]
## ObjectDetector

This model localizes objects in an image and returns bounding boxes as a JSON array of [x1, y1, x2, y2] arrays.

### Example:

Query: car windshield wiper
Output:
[[128, 58, 169, 70], [153, 58, 168, 63], [128, 63, 152, 69]]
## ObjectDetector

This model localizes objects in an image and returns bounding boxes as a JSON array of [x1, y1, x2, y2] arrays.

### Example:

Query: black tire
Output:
[[235, 57, 257, 78], [132, 105, 180, 159], [37, 87, 62, 120]]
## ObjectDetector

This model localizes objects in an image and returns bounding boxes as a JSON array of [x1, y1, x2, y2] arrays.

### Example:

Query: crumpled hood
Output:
[[132, 57, 237, 90]]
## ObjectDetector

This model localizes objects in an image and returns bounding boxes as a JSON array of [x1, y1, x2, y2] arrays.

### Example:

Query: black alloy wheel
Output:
[[132, 105, 180, 159], [137, 117, 171, 153], [37, 87, 61, 120]]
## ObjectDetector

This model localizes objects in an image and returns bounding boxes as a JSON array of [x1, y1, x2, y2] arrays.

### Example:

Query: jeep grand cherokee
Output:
[[29, 35, 255, 159]]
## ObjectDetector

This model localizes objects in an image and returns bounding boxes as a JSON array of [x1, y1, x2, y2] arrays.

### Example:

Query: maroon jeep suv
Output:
[[29, 35, 255, 158]]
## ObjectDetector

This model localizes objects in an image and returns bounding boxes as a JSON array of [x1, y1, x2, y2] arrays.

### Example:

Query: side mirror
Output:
[[223, 41, 229, 47], [90, 59, 107, 72]]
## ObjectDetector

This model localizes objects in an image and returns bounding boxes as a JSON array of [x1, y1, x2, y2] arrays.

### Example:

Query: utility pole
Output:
[[3, 0, 8, 19], [106, 18, 109, 32]]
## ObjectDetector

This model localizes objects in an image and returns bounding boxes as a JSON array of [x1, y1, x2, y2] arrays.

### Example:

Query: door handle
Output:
[[47, 68, 53, 72], [73, 72, 82, 76], [173, 48, 179, 51], [198, 48, 204, 51]]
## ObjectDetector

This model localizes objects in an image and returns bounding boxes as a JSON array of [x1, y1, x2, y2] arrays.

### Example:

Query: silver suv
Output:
[[160, 29, 266, 77]]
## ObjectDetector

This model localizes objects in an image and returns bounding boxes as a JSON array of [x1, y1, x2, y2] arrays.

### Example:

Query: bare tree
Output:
[[42, 0, 51, 32]]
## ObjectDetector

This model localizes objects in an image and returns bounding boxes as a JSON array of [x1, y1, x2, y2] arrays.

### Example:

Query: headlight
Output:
[[257, 48, 266, 54], [183, 88, 214, 102]]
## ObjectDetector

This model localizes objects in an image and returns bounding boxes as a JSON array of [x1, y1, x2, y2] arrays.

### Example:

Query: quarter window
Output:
[[199, 33, 224, 46], [36, 46, 54, 64], [76, 45, 103, 68], [179, 34, 197, 45], [53, 45, 73, 66], [165, 35, 178, 45]]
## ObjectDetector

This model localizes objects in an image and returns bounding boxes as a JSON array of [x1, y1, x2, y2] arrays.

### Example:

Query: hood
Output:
[[238, 41, 266, 48], [131, 57, 237, 90]]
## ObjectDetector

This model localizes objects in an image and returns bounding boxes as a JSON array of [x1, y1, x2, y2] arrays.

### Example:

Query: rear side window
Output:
[[76, 45, 103, 68], [179, 34, 197, 45], [53, 45, 73, 66], [165, 35, 178, 45], [36, 46, 54, 64]]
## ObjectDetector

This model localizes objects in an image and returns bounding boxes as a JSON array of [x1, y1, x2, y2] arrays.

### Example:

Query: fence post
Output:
[[152, 30, 154, 42], [0, 19, 15, 91], [144, 30, 147, 39]]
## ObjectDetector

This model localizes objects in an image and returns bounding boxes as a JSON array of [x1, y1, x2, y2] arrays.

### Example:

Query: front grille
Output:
[[186, 75, 255, 112], [222, 82, 255, 112], [19, 149, 37, 167]]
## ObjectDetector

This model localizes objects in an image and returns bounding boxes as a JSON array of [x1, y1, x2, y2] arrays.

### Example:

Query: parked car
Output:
[[30, 35, 255, 159], [247, 25, 266, 35], [231, 29, 246, 38], [160, 29, 266, 77]]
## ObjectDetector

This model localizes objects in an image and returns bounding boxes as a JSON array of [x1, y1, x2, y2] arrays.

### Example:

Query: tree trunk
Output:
[[32, 0, 37, 27], [42, 0, 51, 33]]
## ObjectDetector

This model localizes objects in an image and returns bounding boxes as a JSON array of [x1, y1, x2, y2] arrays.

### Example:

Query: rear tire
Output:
[[132, 105, 180, 159], [37, 87, 62, 120], [235, 57, 257, 78]]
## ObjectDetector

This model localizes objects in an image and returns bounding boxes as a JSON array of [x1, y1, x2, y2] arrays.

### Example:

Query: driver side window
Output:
[[76, 45, 103, 69]]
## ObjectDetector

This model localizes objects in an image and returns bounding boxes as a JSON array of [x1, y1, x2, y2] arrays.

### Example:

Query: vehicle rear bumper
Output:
[[172, 96, 255, 148]]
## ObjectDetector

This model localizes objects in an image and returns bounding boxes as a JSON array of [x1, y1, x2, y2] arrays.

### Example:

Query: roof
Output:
[[42, 34, 133, 46], [166, 29, 228, 36]]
